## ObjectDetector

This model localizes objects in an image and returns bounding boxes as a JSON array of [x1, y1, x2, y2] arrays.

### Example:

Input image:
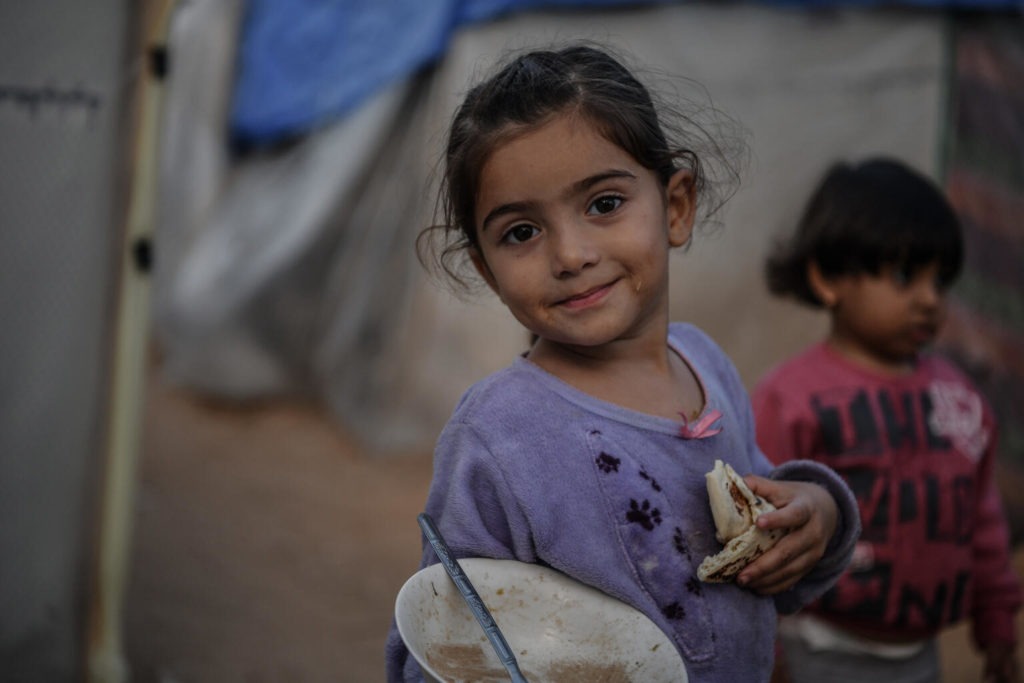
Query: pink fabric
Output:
[[752, 342, 1021, 647], [679, 409, 723, 439]]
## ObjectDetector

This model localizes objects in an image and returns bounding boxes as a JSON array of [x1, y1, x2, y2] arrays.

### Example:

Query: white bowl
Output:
[[395, 558, 688, 683]]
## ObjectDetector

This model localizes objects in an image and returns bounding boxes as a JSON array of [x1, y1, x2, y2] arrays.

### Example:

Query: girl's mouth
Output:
[[909, 323, 937, 345], [558, 282, 615, 310]]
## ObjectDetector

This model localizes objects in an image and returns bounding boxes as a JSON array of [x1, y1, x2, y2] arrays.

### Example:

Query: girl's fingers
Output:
[[756, 504, 807, 531], [744, 476, 810, 530], [747, 478, 837, 538], [738, 535, 812, 588], [732, 477, 837, 593], [744, 475, 789, 505], [752, 574, 801, 595]]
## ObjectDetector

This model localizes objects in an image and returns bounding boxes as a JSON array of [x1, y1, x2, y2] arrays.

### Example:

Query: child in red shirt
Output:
[[752, 158, 1021, 683]]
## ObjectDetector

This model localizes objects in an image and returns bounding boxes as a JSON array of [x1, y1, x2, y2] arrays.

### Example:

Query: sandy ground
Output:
[[124, 360, 1023, 682], [124, 362, 433, 682]]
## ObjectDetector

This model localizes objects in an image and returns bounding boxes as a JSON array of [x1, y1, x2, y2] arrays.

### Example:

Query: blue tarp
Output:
[[229, 0, 1021, 146]]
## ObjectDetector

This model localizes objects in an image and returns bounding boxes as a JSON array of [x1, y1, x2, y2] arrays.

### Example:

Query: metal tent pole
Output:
[[87, 2, 176, 681]]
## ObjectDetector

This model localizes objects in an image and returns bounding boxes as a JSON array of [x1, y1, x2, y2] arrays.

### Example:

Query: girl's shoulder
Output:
[[754, 342, 830, 390], [437, 358, 602, 469], [754, 345, 987, 404], [668, 321, 730, 366], [668, 321, 717, 348], [447, 357, 555, 424], [668, 321, 743, 384], [919, 350, 977, 384], [918, 352, 993, 408]]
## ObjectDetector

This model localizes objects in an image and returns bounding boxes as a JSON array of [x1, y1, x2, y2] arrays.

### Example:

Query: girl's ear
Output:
[[807, 260, 838, 308], [470, 246, 500, 295], [666, 169, 697, 248]]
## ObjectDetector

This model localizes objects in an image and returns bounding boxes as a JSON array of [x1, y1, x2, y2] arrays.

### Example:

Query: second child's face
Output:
[[470, 113, 694, 352], [826, 262, 949, 373]]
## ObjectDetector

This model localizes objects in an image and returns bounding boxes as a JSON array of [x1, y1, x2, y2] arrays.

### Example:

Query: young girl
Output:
[[387, 44, 859, 683], [753, 158, 1022, 683]]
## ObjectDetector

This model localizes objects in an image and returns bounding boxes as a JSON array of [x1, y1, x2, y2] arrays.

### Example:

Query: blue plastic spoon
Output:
[[417, 513, 529, 683]]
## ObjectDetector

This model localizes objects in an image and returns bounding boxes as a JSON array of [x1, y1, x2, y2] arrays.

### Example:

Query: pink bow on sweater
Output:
[[678, 409, 722, 439]]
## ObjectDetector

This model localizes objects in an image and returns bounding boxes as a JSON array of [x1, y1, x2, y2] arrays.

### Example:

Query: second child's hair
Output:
[[766, 157, 964, 308], [418, 43, 745, 289]]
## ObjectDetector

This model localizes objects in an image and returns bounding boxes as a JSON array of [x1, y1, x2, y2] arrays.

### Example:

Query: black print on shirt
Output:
[[662, 602, 686, 620], [626, 498, 661, 530], [809, 386, 977, 545], [844, 472, 973, 546], [672, 527, 691, 559], [813, 387, 952, 458], [820, 564, 970, 628], [810, 384, 979, 631], [639, 468, 662, 491], [844, 469, 889, 543], [596, 452, 620, 473]]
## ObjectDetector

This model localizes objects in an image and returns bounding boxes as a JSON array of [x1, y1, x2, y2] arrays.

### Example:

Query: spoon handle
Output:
[[417, 513, 529, 683]]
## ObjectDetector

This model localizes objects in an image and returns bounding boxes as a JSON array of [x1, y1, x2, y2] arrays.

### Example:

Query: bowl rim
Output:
[[394, 557, 688, 683]]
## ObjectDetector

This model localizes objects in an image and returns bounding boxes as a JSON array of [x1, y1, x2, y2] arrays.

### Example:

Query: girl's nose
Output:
[[912, 273, 944, 309], [549, 223, 599, 278]]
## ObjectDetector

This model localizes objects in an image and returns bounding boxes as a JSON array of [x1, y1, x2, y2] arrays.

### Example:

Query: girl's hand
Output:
[[984, 642, 1021, 683], [735, 477, 838, 594]]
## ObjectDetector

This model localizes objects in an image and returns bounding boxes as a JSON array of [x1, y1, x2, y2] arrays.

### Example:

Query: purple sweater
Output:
[[386, 323, 859, 682]]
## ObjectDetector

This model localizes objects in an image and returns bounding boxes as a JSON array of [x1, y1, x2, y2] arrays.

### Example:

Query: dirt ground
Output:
[[124, 359, 1023, 682], [124, 360, 433, 682]]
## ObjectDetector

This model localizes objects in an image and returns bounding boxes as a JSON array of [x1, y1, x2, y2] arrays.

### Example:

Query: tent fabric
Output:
[[0, 0, 131, 676], [155, 0, 439, 446], [156, 2, 948, 450], [938, 15, 1024, 540], [229, 0, 1021, 145], [230, 0, 655, 145]]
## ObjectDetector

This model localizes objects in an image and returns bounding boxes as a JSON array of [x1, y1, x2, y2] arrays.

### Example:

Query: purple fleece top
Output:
[[386, 323, 859, 682]]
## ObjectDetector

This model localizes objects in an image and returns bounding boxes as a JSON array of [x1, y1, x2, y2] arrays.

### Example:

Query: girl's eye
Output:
[[587, 195, 623, 215], [502, 223, 539, 245], [889, 264, 914, 288]]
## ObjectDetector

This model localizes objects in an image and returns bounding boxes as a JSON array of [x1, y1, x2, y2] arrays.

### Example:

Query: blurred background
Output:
[[1, 1, 1021, 681]]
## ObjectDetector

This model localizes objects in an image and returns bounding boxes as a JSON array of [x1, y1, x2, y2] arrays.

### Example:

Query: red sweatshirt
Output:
[[753, 342, 1021, 649]]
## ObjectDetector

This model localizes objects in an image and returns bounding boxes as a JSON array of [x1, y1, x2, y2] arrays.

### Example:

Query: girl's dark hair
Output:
[[765, 157, 963, 308], [418, 43, 745, 289]]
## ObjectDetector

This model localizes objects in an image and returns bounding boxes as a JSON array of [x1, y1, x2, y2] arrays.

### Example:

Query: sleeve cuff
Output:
[[973, 609, 1018, 650], [769, 459, 861, 614]]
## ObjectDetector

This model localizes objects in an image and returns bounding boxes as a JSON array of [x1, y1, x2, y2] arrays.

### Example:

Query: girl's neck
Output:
[[527, 334, 705, 422], [528, 331, 670, 372], [823, 335, 917, 376]]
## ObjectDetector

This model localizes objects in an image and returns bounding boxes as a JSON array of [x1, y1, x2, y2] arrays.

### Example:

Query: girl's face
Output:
[[470, 113, 695, 352], [814, 261, 948, 373]]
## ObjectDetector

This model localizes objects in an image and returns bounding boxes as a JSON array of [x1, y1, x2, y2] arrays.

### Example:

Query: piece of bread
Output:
[[697, 460, 786, 583]]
